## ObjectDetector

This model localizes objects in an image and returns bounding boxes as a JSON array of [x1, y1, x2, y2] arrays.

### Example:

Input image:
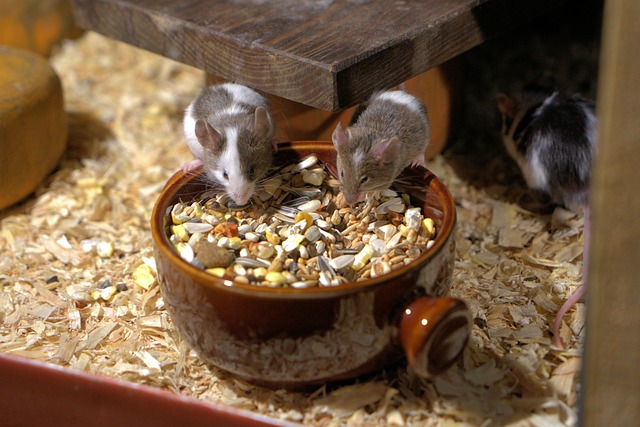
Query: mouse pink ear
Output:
[[332, 122, 349, 151], [496, 93, 518, 119], [372, 137, 400, 164], [195, 119, 221, 150], [252, 106, 274, 139]]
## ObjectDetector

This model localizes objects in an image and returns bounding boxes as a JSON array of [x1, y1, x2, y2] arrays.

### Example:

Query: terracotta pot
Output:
[[0, 0, 83, 57], [151, 141, 470, 389]]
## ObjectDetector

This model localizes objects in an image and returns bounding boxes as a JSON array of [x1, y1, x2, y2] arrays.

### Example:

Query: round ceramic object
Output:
[[151, 141, 471, 389], [0, 0, 83, 57], [0, 45, 67, 210]]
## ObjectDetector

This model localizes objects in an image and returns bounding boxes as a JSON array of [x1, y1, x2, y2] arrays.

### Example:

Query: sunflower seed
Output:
[[262, 175, 282, 195], [235, 257, 270, 268], [375, 198, 405, 215], [304, 226, 322, 243], [319, 271, 333, 286], [179, 243, 194, 263], [183, 222, 214, 234], [291, 280, 317, 289], [295, 155, 318, 171], [273, 206, 299, 218], [284, 196, 311, 207], [317, 256, 336, 277], [292, 187, 323, 198], [329, 255, 355, 270], [302, 170, 324, 186], [298, 200, 322, 212]]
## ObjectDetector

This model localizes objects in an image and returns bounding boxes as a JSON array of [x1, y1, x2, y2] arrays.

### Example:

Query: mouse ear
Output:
[[195, 119, 221, 151], [252, 106, 274, 139], [332, 122, 350, 151], [496, 93, 518, 119], [372, 137, 400, 164]]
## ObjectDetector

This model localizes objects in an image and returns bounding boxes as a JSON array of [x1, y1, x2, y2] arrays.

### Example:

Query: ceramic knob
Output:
[[399, 296, 471, 377]]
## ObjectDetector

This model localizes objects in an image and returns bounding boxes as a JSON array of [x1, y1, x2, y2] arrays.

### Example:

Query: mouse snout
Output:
[[230, 185, 254, 206], [231, 193, 251, 205], [343, 189, 361, 206]]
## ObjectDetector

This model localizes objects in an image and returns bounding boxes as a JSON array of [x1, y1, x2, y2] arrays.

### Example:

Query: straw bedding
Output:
[[0, 6, 601, 424]]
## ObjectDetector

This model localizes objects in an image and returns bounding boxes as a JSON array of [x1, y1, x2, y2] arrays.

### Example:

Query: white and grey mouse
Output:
[[331, 90, 431, 205], [182, 83, 276, 206], [497, 73, 597, 348], [496, 73, 596, 213]]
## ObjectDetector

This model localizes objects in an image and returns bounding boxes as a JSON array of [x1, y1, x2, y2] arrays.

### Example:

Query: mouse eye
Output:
[[360, 175, 369, 185], [340, 170, 344, 178], [223, 170, 229, 180], [248, 167, 255, 180]]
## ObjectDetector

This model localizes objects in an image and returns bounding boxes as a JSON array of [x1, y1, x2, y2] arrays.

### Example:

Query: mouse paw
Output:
[[181, 159, 203, 173]]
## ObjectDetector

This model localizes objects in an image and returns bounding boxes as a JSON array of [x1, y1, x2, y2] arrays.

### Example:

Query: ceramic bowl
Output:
[[151, 141, 471, 389]]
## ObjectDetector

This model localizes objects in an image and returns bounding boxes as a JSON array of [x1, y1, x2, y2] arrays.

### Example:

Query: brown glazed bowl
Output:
[[151, 141, 471, 390]]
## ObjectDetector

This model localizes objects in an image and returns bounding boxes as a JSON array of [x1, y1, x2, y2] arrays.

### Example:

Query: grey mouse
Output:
[[182, 83, 276, 205], [331, 90, 431, 205]]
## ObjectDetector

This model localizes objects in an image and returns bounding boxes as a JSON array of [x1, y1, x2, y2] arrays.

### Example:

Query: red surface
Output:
[[0, 353, 297, 427]]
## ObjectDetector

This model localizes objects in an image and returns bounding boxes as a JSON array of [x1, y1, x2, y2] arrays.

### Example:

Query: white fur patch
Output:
[[580, 104, 598, 180], [183, 103, 204, 159], [353, 148, 365, 167], [218, 127, 250, 201], [376, 91, 421, 113], [523, 135, 549, 190], [221, 83, 266, 107], [535, 92, 559, 117], [222, 127, 241, 178], [220, 104, 247, 116], [583, 103, 597, 142]]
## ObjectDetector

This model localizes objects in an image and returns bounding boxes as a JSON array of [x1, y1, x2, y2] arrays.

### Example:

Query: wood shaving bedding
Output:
[[0, 32, 588, 426]]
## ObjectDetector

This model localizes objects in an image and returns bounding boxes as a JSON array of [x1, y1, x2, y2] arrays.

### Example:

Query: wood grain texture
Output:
[[582, 0, 640, 425], [71, 0, 563, 111]]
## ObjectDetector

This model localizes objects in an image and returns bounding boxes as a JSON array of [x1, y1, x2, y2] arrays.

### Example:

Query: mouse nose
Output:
[[344, 191, 360, 206], [231, 188, 252, 205], [233, 194, 250, 205]]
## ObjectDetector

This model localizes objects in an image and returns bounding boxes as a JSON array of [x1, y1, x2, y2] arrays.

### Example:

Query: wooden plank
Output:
[[581, 0, 640, 425], [71, 0, 563, 111]]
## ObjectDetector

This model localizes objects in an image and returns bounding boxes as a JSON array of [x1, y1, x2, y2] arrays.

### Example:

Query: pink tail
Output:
[[552, 284, 586, 349], [552, 207, 590, 349]]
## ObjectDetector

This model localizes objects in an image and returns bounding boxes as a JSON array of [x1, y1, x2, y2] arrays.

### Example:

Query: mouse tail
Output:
[[552, 284, 586, 349], [552, 207, 590, 349]]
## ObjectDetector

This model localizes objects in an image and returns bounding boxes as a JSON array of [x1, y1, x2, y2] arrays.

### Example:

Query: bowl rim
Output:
[[151, 141, 456, 299]]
